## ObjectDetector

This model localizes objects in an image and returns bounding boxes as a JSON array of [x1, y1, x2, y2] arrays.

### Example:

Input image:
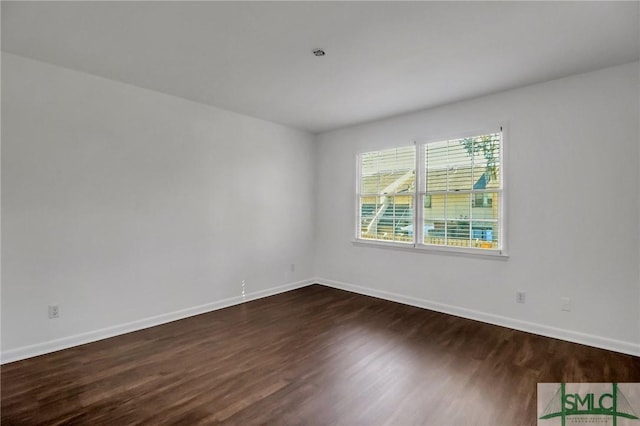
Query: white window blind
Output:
[[421, 132, 502, 250], [358, 146, 416, 243], [356, 130, 504, 254]]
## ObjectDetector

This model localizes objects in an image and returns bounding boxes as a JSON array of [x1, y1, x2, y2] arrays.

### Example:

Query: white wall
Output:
[[2, 53, 639, 362], [1, 53, 316, 360], [315, 62, 640, 355]]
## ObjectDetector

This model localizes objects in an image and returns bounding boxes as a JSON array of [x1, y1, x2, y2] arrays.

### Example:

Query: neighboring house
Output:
[[425, 165, 500, 244]]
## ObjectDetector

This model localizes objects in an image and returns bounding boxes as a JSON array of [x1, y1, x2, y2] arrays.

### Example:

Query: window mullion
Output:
[[470, 137, 474, 247], [444, 141, 449, 246], [415, 141, 423, 246]]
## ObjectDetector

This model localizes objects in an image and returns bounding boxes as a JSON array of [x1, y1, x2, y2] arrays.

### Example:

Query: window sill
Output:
[[352, 239, 509, 259]]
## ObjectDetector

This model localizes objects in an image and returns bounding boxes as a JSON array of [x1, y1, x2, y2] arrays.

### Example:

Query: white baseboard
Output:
[[5, 277, 637, 363], [316, 277, 640, 357], [1, 278, 316, 364]]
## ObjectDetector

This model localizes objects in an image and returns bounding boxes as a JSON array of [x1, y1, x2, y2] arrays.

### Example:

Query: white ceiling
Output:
[[2, 1, 639, 133]]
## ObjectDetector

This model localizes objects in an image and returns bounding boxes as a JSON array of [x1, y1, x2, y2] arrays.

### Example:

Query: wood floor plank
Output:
[[2, 284, 639, 425]]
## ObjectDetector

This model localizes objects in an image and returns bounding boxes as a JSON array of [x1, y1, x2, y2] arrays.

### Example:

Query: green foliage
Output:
[[460, 134, 499, 181]]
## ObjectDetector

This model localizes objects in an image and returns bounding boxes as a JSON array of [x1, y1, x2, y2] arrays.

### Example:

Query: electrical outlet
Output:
[[241, 280, 246, 298], [48, 305, 60, 319], [561, 297, 571, 312], [290, 264, 295, 273], [516, 291, 526, 304]]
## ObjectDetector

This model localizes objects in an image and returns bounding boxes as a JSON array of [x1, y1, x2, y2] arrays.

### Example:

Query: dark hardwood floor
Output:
[[2, 284, 639, 425]]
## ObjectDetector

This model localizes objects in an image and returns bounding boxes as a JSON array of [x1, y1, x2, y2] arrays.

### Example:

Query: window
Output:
[[472, 193, 492, 208], [356, 130, 504, 254], [358, 146, 415, 242]]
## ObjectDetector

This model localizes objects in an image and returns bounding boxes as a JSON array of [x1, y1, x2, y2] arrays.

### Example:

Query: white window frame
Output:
[[354, 125, 508, 257]]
